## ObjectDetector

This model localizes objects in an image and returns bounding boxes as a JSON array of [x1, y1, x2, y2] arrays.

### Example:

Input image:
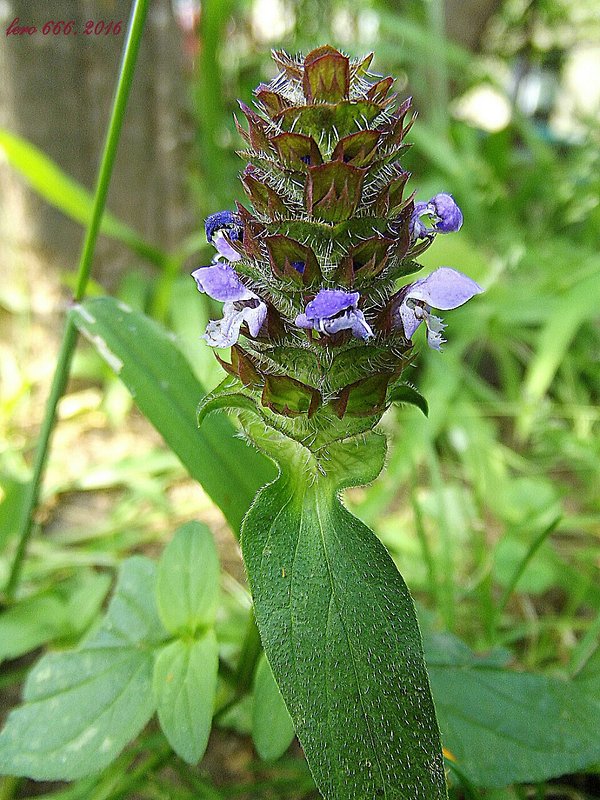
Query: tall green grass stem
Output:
[[4, 0, 150, 600], [410, 483, 439, 607], [73, 0, 150, 301], [426, 441, 456, 630], [492, 516, 561, 641], [196, 0, 237, 208], [424, 0, 449, 137], [0, 776, 20, 800]]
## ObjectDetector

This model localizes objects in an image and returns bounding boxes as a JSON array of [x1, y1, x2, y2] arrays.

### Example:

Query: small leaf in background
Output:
[[70, 298, 275, 534], [0, 571, 111, 664], [156, 521, 220, 635], [426, 633, 600, 787], [152, 633, 219, 764], [493, 529, 558, 596], [252, 653, 295, 762], [0, 557, 166, 780]]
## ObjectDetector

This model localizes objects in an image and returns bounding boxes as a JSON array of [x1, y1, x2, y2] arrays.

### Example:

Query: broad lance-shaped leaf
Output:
[[241, 428, 446, 800], [70, 298, 275, 533]]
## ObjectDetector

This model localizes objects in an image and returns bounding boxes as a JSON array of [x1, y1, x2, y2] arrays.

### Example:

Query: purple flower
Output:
[[205, 210, 243, 261], [295, 289, 374, 340], [393, 267, 483, 350], [192, 262, 267, 347], [410, 193, 463, 241]]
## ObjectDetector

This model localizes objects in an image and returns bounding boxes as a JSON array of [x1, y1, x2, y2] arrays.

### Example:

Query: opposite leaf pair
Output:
[[0, 524, 220, 778]]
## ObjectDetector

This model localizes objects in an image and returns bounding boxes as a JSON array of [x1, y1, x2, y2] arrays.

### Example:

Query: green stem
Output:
[[210, 612, 263, 725], [0, 776, 20, 800], [4, 0, 150, 601], [74, 0, 151, 302], [89, 747, 171, 800]]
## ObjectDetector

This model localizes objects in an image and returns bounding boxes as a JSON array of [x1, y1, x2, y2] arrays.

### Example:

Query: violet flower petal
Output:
[[295, 289, 373, 340], [430, 193, 463, 233], [243, 301, 268, 337], [398, 303, 420, 339], [213, 232, 242, 262], [425, 314, 446, 350], [410, 193, 463, 241], [192, 262, 255, 302], [349, 309, 374, 339], [205, 210, 242, 244], [203, 300, 267, 348], [304, 289, 361, 320], [295, 313, 312, 329], [205, 210, 243, 262], [394, 268, 482, 349], [406, 267, 483, 310]]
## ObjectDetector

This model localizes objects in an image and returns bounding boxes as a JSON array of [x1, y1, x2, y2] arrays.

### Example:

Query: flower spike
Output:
[[189, 47, 485, 800], [192, 47, 482, 419]]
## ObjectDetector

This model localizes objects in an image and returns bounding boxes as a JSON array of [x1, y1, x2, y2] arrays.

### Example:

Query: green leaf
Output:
[[305, 161, 364, 223], [426, 633, 600, 787], [0, 571, 111, 664], [0, 558, 166, 780], [0, 129, 167, 268], [241, 433, 446, 800], [303, 47, 350, 103], [388, 383, 429, 416], [332, 372, 393, 418], [197, 375, 263, 427], [70, 297, 275, 533], [262, 374, 321, 418], [277, 100, 382, 140], [252, 654, 295, 762], [153, 633, 219, 765], [156, 522, 220, 635]]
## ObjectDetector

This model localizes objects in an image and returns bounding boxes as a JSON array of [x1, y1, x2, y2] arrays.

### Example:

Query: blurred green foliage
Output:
[[1, 0, 599, 797]]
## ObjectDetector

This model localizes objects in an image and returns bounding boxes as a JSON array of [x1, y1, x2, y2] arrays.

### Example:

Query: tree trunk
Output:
[[0, 0, 193, 291]]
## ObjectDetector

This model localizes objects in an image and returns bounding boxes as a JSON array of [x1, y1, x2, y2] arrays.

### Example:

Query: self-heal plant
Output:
[[193, 47, 482, 800]]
